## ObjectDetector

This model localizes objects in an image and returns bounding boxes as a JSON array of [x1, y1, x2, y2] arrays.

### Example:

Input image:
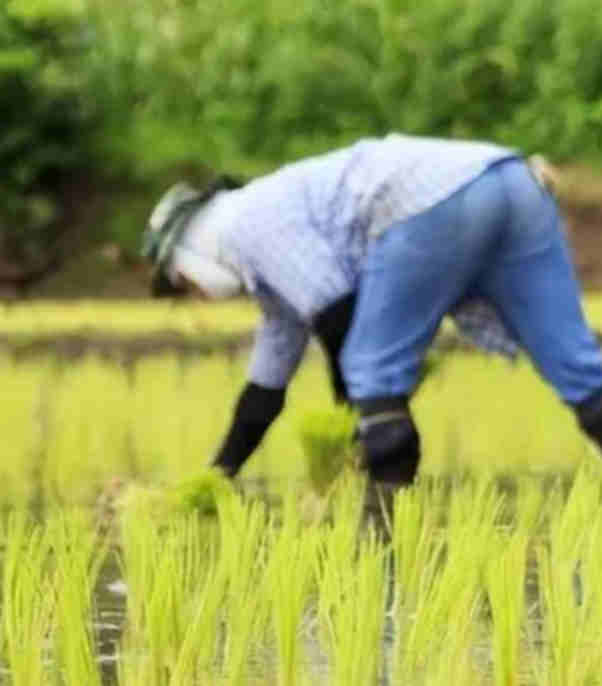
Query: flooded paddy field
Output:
[[1, 300, 602, 685], [3, 470, 601, 686]]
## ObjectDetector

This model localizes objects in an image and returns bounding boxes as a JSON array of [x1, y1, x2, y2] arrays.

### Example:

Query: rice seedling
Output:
[[160, 535, 227, 685], [1, 511, 54, 686], [486, 529, 529, 686], [582, 504, 602, 621], [390, 482, 447, 684], [0, 358, 55, 506], [0, 341, 596, 507], [49, 509, 106, 686], [167, 466, 236, 514], [532, 464, 602, 686], [546, 463, 600, 563], [2, 298, 602, 684], [218, 497, 270, 685], [316, 529, 387, 686], [391, 481, 440, 611], [43, 356, 131, 504], [297, 406, 355, 495], [117, 495, 220, 685], [422, 582, 484, 686], [512, 476, 545, 538], [398, 478, 503, 681], [266, 491, 320, 686], [534, 542, 602, 686]]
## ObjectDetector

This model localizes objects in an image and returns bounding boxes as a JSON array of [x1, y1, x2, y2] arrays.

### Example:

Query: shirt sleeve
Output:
[[249, 298, 311, 388]]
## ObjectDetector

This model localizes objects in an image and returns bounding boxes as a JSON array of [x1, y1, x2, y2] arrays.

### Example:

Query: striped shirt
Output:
[[216, 133, 520, 388]]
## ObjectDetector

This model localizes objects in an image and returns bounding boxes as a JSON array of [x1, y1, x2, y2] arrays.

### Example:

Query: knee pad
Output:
[[576, 390, 602, 450], [358, 404, 421, 485]]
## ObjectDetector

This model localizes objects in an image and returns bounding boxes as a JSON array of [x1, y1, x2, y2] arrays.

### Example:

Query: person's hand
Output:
[[359, 416, 420, 486]]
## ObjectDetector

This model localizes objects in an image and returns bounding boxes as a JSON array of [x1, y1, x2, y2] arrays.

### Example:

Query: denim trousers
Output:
[[341, 158, 602, 407]]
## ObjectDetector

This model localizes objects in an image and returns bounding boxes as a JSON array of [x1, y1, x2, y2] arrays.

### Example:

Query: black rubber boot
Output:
[[357, 396, 421, 486], [576, 389, 602, 451]]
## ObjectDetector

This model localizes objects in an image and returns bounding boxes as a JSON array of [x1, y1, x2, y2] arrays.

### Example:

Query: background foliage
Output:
[[0, 0, 96, 273], [85, 0, 602, 169], [3, 0, 602, 270]]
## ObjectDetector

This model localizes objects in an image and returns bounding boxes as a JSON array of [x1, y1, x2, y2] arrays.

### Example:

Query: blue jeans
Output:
[[341, 158, 602, 407]]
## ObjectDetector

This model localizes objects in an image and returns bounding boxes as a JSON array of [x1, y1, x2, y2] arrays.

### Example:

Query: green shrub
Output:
[[84, 0, 602, 176], [6, 0, 602, 263], [0, 0, 97, 271]]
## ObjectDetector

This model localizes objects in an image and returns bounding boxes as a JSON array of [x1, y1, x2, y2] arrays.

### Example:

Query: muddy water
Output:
[[95, 553, 127, 685]]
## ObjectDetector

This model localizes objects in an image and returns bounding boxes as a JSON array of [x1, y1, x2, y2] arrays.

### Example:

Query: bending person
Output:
[[141, 133, 602, 485]]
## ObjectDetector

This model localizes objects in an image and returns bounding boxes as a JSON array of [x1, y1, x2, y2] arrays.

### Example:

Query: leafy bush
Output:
[[5, 0, 602, 267], [85, 0, 602, 175], [0, 0, 96, 274]]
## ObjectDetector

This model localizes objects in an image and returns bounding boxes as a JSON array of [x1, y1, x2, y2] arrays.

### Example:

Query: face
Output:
[[174, 271, 210, 300], [150, 268, 190, 299], [151, 264, 211, 300]]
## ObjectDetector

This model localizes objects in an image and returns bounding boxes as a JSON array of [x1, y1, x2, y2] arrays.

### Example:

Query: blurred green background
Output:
[[2, 0, 602, 296]]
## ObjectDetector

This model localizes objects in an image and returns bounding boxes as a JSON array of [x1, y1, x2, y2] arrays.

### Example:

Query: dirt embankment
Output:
[[565, 203, 602, 290], [551, 164, 602, 290]]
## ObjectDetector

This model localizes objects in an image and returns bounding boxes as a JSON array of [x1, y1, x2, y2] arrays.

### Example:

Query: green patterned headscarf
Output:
[[141, 177, 244, 270]]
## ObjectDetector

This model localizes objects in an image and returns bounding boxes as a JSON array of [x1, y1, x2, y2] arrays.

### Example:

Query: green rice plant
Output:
[[2, 510, 54, 686], [219, 497, 270, 685], [535, 542, 602, 686], [391, 481, 440, 611], [49, 509, 106, 686], [166, 466, 236, 514], [128, 354, 246, 484], [0, 358, 54, 505], [129, 355, 187, 482], [118, 494, 221, 685], [577, 510, 602, 682], [265, 491, 319, 686], [312, 468, 368, 673], [399, 477, 503, 680], [390, 481, 446, 683], [325, 467, 366, 529], [485, 529, 529, 686], [314, 470, 367, 650], [175, 355, 245, 480], [582, 508, 602, 619], [316, 529, 386, 686], [297, 406, 356, 495], [412, 352, 585, 476], [532, 466, 602, 686], [314, 475, 365, 620], [43, 356, 131, 504], [158, 540, 228, 685], [512, 476, 545, 538], [147, 497, 261, 685], [0, 304, 600, 502], [547, 463, 601, 563], [422, 583, 484, 686]]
